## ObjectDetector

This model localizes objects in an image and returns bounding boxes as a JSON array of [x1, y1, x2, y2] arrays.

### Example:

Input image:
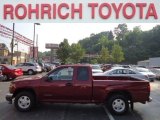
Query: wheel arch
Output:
[[106, 90, 132, 102], [13, 88, 37, 101]]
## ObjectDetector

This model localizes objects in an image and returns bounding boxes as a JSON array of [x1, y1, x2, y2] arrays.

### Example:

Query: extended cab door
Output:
[[40, 66, 75, 102], [72, 66, 92, 102]]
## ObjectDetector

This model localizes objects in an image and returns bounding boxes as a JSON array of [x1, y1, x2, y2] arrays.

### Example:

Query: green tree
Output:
[[70, 43, 85, 63], [57, 39, 70, 64], [98, 46, 110, 63], [114, 23, 128, 41], [111, 44, 124, 63], [90, 59, 98, 64], [108, 31, 114, 40]]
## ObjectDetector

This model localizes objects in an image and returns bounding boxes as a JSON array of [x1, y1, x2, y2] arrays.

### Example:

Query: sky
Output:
[[0, 23, 159, 52]]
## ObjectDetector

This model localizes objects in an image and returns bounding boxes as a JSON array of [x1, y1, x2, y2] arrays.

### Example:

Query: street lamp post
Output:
[[33, 23, 40, 62]]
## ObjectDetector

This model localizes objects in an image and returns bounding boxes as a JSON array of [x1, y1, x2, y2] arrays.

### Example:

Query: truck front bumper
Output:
[[6, 93, 13, 104]]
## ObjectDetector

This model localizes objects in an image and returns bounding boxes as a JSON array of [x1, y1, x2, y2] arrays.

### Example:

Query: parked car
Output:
[[44, 63, 56, 72], [44, 63, 53, 72], [91, 64, 103, 73], [49, 63, 56, 70], [101, 64, 112, 72], [93, 67, 149, 81], [133, 67, 156, 82], [16, 62, 42, 75], [52, 62, 60, 67], [0, 69, 4, 81], [150, 68, 160, 80], [121, 65, 131, 68], [38, 62, 46, 72], [0, 64, 23, 81], [6, 65, 151, 115]]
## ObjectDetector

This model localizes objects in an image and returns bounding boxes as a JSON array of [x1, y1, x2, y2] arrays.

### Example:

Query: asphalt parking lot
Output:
[[0, 74, 160, 120]]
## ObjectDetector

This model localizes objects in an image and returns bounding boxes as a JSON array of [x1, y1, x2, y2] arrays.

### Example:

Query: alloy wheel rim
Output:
[[28, 70, 33, 75], [18, 96, 31, 109], [112, 99, 125, 112]]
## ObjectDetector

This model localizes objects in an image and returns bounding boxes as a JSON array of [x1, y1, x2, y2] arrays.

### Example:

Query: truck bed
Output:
[[92, 76, 150, 103]]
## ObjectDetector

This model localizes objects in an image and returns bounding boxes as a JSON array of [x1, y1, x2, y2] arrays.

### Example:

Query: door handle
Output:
[[65, 83, 72, 86]]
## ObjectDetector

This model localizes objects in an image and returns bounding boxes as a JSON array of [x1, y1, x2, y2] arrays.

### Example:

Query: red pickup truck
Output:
[[6, 65, 152, 114]]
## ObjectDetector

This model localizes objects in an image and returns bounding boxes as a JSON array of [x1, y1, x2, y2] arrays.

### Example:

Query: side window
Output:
[[113, 69, 123, 74], [77, 67, 89, 81], [128, 70, 136, 74], [112, 70, 117, 74], [26, 63, 34, 66], [49, 67, 73, 81], [23, 63, 28, 66], [16, 63, 23, 67], [122, 69, 128, 74]]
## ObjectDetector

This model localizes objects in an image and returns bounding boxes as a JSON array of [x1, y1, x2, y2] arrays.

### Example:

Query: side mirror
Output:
[[44, 75, 52, 82]]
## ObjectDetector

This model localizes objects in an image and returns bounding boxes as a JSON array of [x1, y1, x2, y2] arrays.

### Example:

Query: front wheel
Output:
[[14, 92, 35, 112], [3, 75, 9, 81], [28, 70, 34, 75], [107, 94, 129, 115]]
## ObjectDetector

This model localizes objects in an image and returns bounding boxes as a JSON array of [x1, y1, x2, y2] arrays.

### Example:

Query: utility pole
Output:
[[11, 23, 15, 65]]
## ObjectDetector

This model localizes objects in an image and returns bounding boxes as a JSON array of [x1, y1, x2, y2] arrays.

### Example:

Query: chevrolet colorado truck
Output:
[[6, 65, 152, 114]]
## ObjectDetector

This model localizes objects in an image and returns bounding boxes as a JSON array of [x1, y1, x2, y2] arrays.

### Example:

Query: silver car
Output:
[[133, 67, 156, 81], [93, 67, 150, 81], [91, 65, 103, 74]]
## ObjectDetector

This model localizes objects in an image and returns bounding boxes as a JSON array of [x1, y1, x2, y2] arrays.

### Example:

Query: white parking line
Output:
[[103, 106, 115, 120]]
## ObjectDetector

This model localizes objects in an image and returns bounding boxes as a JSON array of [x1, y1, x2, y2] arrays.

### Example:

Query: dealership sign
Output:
[[45, 44, 59, 49], [0, 0, 160, 23]]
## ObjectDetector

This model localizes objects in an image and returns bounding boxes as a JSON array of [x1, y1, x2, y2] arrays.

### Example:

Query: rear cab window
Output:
[[77, 67, 89, 81]]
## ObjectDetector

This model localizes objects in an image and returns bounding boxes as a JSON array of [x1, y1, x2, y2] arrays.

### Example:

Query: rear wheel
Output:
[[107, 94, 129, 115], [14, 92, 35, 112]]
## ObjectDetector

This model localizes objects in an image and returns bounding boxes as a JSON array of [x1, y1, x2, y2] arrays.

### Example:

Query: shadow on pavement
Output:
[[0, 102, 110, 120], [112, 109, 143, 120]]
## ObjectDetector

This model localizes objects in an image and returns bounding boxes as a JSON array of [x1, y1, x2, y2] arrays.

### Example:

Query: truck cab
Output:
[[39, 65, 93, 103]]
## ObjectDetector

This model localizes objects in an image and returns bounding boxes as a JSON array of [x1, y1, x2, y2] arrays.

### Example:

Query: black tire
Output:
[[3, 75, 9, 81], [107, 94, 129, 115], [28, 69, 34, 75], [14, 92, 35, 112]]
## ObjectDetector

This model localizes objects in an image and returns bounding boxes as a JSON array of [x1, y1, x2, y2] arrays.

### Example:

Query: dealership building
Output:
[[137, 57, 160, 68]]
